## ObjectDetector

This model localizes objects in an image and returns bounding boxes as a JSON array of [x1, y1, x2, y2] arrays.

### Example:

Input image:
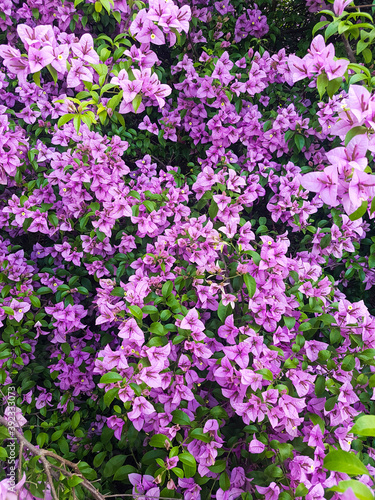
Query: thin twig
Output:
[[149, 154, 167, 168], [17, 442, 23, 483], [0, 416, 105, 500], [341, 34, 357, 63], [103, 495, 178, 499], [347, 3, 375, 8]]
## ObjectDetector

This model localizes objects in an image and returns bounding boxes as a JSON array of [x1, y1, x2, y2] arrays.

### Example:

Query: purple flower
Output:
[[249, 434, 265, 453], [28, 46, 54, 73], [107, 416, 125, 440]]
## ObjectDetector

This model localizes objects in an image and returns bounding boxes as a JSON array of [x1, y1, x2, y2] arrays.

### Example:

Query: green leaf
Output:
[[103, 387, 119, 407], [208, 460, 227, 474], [342, 354, 356, 371], [36, 432, 48, 447], [107, 90, 123, 111], [92, 63, 108, 77], [362, 48, 373, 64], [103, 455, 126, 477], [178, 451, 197, 477], [349, 200, 368, 221], [370, 196, 375, 215], [351, 416, 375, 437], [219, 471, 230, 491], [100, 0, 112, 13], [100, 372, 123, 384], [149, 434, 172, 448], [284, 317, 296, 329], [244, 273, 256, 298], [71, 412, 80, 430], [51, 429, 64, 441], [129, 305, 143, 320], [111, 287, 125, 297], [324, 450, 369, 476], [315, 375, 326, 397], [57, 114, 75, 128], [255, 368, 273, 381], [325, 20, 339, 40], [29, 295, 41, 308], [308, 413, 325, 434], [299, 321, 312, 332], [217, 301, 231, 322], [162, 281, 173, 298], [179, 452, 197, 473], [320, 233, 332, 249], [189, 428, 211, 443], [73, 115, 82, 134], [113, 465, 137, 481], [47, 64, 58, 84], [330, 480, 374, 500], [142, 305, 158, 315], [67, 476, 84, 488], [33, 71, 41, 88], [294, 134, 305, 152], [36, 287, 53, 295], [132, 94, 142, 113], [296, 484, 309, 497], [2, 306, 14, 315], [313, 20, 329, 36], [327, 77, 342, 98], [149, 322, 166, 336], [112, 10, 121, 23], [320, 314, 336, 325], [172, 467, 184, 478], [209, 200, 219, 219], [317, 73, 328, 99], [345, 126, 367, 147], [171, 410, 191, 426]]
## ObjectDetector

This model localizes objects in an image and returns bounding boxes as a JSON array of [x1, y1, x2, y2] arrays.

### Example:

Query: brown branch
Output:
[[103, 496, 177, 499], [0, 416, 105, 500], [347, 3, 375, 8], [17, 442, 23, 483], [341, 34, 357, 63], [49, 464, 104, 500]]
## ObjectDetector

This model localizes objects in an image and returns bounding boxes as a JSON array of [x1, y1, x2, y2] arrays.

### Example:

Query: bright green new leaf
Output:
[[351, 415, 375, 437], [324, 450, 369, 476], [330, 480, 374, 500]]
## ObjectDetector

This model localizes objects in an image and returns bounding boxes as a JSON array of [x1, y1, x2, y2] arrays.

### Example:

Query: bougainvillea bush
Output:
[[2, 0, 375, 498]]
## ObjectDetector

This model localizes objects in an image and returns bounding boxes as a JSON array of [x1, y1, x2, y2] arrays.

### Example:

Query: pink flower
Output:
[[71, 33, 99, 65], [9, 299, 30, 322], [0, 473, 33, 500], [27, 46, 54, 73], [128, 397, 155, 431], [107, 416, 125, 440], [256, 482, 280, 500], [249, 434, 265, 453], [333, 0, 353, 16], [180, 308, 205, 334], [67, 59, 93, 88], [4, 406, 27, 428], [301, 165, 339, 206]]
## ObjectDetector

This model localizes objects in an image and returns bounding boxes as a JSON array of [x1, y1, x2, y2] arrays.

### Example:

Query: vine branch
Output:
[[0, 416, 105, 500], [341, 34, 357, 63]]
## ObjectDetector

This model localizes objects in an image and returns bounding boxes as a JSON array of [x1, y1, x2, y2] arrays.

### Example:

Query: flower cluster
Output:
[[0, 0, 374, 499]]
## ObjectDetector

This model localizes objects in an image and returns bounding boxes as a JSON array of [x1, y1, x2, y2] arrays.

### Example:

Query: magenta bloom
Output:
[[301, 165, 339, 206], [67, 59, 93, 87], [107, 416, 125, 440], [28, 46, 54, 73], [333, 0, 353, 16], [9, 299, 31, 322], [249, 434, 265, 453], [127, 396, 155, 431]]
